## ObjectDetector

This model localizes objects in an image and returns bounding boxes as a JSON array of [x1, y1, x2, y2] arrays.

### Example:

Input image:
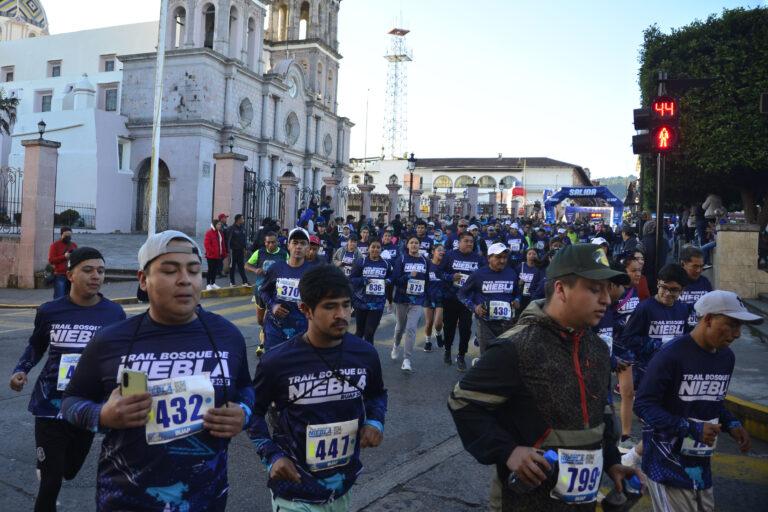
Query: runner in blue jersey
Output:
[[246, 232, 288, 356], [9, 248, 125, 512], [679, 245, 713, 327], [440, 232, 485, 371], [391, 236, 430, 372], [517, 248, 544, 312], [458, 243, 520, 356], [261, 228, 315, 351], [380, 229, 400, 311], [357, 226, 372, 259], [249, 265, 387, 511], [61, 231, 254, 512], [332, 234, 362, 277], [424, 244, 447, 352], [635, 291, 757, 511], [505, 223, 527, 269], [350, 240, 393, 344], [414, 220, 433, 258]]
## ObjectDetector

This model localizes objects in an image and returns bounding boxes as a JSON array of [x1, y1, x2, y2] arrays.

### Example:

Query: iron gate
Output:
[[242, 168, 283, 245]]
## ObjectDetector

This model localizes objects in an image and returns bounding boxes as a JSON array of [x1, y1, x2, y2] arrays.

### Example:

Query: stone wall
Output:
[[0, 238, 21, 288], [713, 224, 768, 299]]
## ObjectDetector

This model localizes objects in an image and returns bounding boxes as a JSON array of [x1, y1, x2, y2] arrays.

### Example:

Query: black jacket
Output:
[[227, 224, 247, 251], [449, 301, 621, 511]]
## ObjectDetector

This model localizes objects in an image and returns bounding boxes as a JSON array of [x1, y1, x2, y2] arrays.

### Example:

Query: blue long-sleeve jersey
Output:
[[634, 335, 740, 490], [680, 275, 713, 327], [248, 333, 387, 504], [260, 260, 314, 344], [440, 249, 485, 301], [13, 295, 126, 417], [61, 310, 254, 511], [517, 262, 543, 297], [427, 260, 448, 307], [457, 266, 520, 321], [392, 254, 430, 306], [350, 257, 393, 311]]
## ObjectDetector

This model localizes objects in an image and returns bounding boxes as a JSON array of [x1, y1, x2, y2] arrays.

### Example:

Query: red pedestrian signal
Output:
[[651, 125, 677, 152], [633, 96, 680, 154]]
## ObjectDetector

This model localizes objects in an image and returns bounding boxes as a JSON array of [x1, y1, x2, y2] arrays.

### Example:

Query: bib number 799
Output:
[[565, 467, 601, 494], [155, 394, 205, 428]]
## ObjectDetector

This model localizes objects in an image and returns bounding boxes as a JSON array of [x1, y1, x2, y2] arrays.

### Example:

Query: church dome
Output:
[[0, 0, 49, 31]]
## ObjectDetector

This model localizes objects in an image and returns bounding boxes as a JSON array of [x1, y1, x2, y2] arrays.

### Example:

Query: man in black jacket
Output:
[[227, 214, 250, 286], [449, 244, 640, 511]]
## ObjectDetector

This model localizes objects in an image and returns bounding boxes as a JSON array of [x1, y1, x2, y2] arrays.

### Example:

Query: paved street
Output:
[[0, 297, 767, 511]]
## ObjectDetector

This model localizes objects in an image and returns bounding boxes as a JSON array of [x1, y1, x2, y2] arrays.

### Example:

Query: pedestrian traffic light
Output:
[[649, 96, 679, 152]]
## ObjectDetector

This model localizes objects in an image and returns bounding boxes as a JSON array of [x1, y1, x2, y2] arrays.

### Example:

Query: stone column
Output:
[[488, 191, 497, 218], [429, 194, 441, 218], [445, 192, 456, 217], [358, 183, 375, 219], [714, 224, 767, 298], [279, 173, 300, 228], [386, 183, 401, 221], [466, 183, 479, 218], [213, 152, 248, 218], [18, 139, 60, 289], [511, 200, 520, 219], [322, 175, 341, 217], [411, 189, 424, 219], [183, 0, 196, 47]]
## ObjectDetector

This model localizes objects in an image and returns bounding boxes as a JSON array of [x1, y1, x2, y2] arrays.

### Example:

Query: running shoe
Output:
[[443, 350, 452, 365], [401, 359, 413, 372], [206, 284, 214, 291], [456, 355, 467, 372], [435, 333, 444, 348], [471, 357, 480, 367], [251, 296, 256, 303], [229, 282, 236, 287], [211, 284, 221, 290], [621, 447, 642, 469], [423, 341, 433, 352], [390, 345, 399, 360]]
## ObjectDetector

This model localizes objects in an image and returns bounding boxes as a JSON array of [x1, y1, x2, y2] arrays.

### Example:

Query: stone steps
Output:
[[744, 297, 768, 343]]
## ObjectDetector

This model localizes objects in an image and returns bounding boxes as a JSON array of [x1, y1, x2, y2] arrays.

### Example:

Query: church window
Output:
[[229, 6, 240, 58], [433, 176, 452, 189], [2, 66, 14, 83], [477, 176, 496, 188], [100, 54, 117, 72], [105, 88, 118, 112], [203, 4, 216, 49], [36, 90, 53, 113], [277, 4, 288, 40], [47, 60, 62, 78], [172, 6, 186, 48], [285, 112, 301, 146], [299, 2, 310, 39]]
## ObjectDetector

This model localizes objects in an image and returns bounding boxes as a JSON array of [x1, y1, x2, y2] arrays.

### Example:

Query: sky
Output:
[[44, 0, 762, 179]]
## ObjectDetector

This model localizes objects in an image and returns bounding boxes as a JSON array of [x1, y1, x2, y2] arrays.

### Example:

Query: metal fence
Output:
[[0, 166, 23, 235], [55, 202, 96, 229], [242, 168, 283, 245]]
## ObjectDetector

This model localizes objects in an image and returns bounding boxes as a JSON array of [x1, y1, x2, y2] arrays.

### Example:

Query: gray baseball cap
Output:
[[138, 230, 201, 270], [694, 290, 763, 324]]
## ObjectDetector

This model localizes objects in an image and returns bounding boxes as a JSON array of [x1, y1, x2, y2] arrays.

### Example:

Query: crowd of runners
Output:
[[8, 210, 762, 512]]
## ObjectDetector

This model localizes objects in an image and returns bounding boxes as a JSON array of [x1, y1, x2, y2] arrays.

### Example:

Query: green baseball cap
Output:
[[546, 244, 630, 285]]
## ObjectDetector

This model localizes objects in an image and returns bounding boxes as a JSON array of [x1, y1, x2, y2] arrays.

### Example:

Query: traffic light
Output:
[[631, 96, 679, 154]]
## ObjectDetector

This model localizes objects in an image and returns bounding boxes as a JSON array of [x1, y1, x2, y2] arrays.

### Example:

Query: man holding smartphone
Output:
[[62, 231, 254, 511], [9, 247, 126, 512]]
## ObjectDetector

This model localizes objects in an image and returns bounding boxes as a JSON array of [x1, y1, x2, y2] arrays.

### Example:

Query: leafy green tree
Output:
[[0, 88, 18, 136], [637, 7, 768, 225]]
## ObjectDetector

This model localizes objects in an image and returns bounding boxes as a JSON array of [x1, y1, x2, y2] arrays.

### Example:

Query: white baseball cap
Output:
[[288, 227, 310, 241], [487, 242, 510, 256], [694, 290, 763, 324], [591, 237, 608, 246], [138, 230, 201, 270], [557, 228, 566, 234], [511, 223, 519, 230], [469, 224, 479, 231]]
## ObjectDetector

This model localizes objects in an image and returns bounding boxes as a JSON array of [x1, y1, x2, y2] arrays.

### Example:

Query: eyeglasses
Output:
[[658, 283, 682, 295]]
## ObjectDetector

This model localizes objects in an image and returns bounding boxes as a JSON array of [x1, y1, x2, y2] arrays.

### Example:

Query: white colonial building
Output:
[[1, 0, 352, 236]]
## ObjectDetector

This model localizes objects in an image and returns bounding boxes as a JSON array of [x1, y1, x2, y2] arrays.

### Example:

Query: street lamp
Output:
[[37, 119, 46, 140], [286, 161, 294, 176], [407, 152, 417, 218], [228, 135, 234, 153]]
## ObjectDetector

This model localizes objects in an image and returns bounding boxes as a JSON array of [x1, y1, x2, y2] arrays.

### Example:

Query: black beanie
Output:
[[68, 247, 105, 270]]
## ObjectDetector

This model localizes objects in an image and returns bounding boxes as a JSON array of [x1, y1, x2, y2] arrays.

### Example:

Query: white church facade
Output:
[[0, 0, 352, 236]]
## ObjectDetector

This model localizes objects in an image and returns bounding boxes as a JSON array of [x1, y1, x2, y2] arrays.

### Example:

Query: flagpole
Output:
[[148, 0, 169, 237]]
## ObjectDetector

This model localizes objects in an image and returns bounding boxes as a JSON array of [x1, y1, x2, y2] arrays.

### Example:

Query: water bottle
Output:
[[624, 474, 642, 495], [506, 450, 558, 494]]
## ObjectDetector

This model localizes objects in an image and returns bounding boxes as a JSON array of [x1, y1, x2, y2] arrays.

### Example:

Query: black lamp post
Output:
[[228, 135, 234, 153], [37, 119, 46, 140], [407, 152, 417, 218]]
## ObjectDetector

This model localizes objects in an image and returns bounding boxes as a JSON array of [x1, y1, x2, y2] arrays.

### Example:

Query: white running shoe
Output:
[[401, 358, 412, 372], [206, 284, 214, 291], [471, 357, 480, 367], [390, 345, 399, 360], [211, 284, 221, 290]]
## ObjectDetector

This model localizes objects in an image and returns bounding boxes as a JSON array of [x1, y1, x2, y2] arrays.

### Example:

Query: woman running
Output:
[[349, 240, 392, 344], [391, 236, 429, 372], [424, 244, 447, 352], [517, 248, 543, 312]]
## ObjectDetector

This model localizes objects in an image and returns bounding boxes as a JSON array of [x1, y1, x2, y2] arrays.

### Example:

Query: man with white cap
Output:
[[458, 242, 520, 356], [505, 222, 527, 269], [61, 230, 254, 511], [634, 290, 758, 512]]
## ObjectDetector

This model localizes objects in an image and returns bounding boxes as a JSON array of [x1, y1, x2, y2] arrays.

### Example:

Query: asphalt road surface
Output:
[[1, 296, 766, 511]]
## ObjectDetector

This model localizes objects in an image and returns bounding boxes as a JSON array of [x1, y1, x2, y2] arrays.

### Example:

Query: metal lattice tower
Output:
[[382, 27, 412, 159]]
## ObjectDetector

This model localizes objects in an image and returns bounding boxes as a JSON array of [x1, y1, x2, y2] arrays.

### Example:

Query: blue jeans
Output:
[[53, 275, 70, 299]]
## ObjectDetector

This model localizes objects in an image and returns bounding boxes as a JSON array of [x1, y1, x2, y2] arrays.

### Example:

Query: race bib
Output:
[[488, 300, 512, 320], [146, 374, 215, 445], [366, 278, 386, 296], [454, 273, 469, 288], [406, 279, 425, 295], [681, 418, 719, 457], [306, 418, 358, 472], [522, 281, 532, 295], [343, 266, 352, 277], [551, 448, 603, 504], [56, 354, 81, 391], [276, 277, 301, 302], [509, 239, 521, 252]]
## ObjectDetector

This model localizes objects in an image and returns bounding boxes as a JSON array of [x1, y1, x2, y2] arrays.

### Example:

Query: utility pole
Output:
[[148, 0, 169, 236]]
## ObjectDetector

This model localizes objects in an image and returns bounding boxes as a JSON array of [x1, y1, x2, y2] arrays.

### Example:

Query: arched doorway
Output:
[[135, 159, 170, 232]]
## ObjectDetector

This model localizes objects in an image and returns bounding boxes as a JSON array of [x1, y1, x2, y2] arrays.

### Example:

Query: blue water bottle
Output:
[[624, 474, 642, 495], [506, 450, 559, 494]]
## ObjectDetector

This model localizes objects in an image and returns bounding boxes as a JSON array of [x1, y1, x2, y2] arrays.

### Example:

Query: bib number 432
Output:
[[155, 394, 205, 428]]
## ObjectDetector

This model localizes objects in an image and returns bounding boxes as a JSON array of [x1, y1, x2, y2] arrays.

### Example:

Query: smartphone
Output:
[[121, 369, 148, 396]]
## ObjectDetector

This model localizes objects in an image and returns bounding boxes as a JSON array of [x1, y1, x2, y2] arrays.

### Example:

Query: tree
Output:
[[637, 7, 768, 225], [0, 89, 19, 136]]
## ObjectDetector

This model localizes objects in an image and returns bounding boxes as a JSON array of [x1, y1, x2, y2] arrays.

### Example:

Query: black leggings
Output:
[[443, 297, 473, 356], [355, 308, 384, 344], [34, 417, 94, 512], [229, 250, 248, 285], [207, 258, 222, 285]]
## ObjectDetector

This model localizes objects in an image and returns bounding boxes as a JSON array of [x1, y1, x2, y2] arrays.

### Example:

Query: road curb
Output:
[[0, 285, 253, 310], [724, 395, 768, 442]]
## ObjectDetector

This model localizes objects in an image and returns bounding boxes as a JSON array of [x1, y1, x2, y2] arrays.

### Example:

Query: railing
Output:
[[242, 168, 283, 243], [55, 202, 96, 229], [0, 166, 22, 235]]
